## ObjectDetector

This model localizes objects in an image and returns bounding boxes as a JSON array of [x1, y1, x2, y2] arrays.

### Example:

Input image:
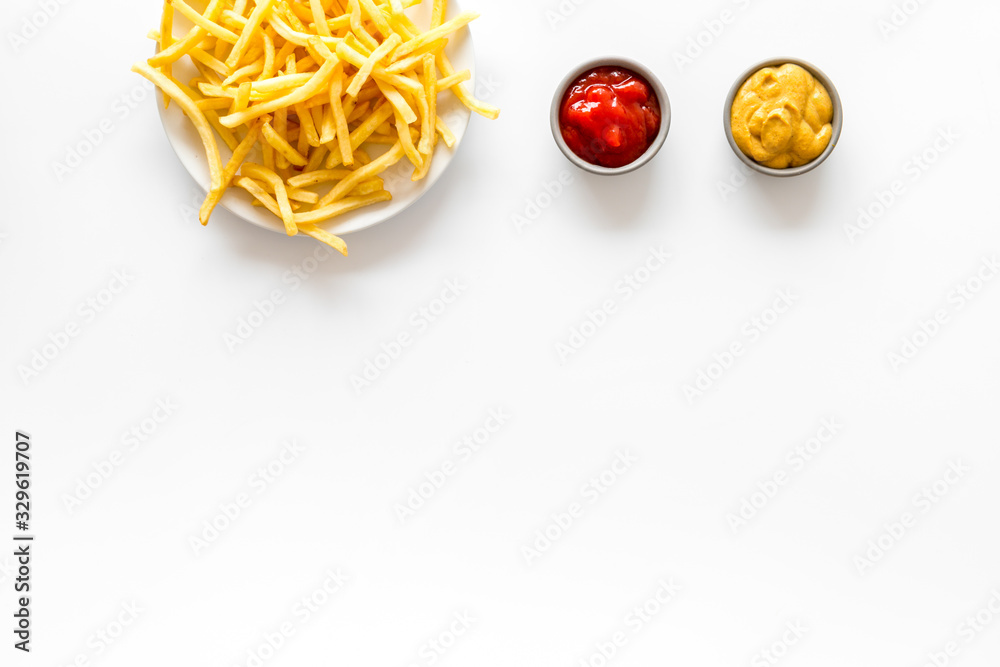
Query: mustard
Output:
[[730, 63, 833, 169]]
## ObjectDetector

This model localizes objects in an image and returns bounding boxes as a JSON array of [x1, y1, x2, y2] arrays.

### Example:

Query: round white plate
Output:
[[155, 0, 475, 236]]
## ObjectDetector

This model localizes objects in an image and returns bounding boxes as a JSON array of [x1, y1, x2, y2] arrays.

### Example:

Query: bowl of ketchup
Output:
[[551, 57, 671, 175]]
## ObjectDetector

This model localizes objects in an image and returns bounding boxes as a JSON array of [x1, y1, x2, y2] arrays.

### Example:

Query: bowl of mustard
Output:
[[724, 58, 843, 177]]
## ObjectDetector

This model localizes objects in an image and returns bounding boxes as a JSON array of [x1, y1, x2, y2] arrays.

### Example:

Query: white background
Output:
[[3, 0, 1000, 666]]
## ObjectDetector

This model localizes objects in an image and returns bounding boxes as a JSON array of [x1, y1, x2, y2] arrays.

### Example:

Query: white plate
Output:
[[155, 0, 475, 236]]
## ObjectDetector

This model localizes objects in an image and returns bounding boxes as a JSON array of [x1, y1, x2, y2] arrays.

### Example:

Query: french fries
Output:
[[133, 0, 497, 257]]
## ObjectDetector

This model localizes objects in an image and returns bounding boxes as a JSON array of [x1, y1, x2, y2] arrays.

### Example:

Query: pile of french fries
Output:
[[133, 0, 498, 255]]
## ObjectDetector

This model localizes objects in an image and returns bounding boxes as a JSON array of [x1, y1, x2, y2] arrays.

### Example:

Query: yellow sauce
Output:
[[730, 63, 833, 168]]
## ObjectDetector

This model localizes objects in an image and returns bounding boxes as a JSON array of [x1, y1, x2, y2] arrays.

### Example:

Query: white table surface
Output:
[[3, 0, 1000, 665]]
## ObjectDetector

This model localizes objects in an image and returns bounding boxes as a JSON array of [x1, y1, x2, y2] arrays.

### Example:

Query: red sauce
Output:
[[559, 66, 661, 169]]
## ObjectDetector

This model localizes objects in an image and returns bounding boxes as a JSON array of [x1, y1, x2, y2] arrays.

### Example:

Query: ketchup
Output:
[[559, 66, 661, 169]]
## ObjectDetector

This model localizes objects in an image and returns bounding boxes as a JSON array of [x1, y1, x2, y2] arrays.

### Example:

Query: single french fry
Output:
[[347, 100, 371, 123], [418, 53, 435, 155], [327, 62, 353, 166], [437, 51, 499, 119], [435, 114, 455, 147], [387, 9, 420, 39], [226, 0, 274, 67], [343, 32, 372, 57], [287, 168, 355, 187], [326, 14, 352, 32], [309, 0, 332, 37], [298, 223, 349, 256], [296, 113, 309, 158], [375, 78, 416, 124], [221, 9, 247, 28], [436, 69, 469, 90], [132, 61, 223, 194], [287, 187, 319, 204], [149, 0, 225, 67], [295, 190, 392, 225], [364, 133, 398, 145], [262, 121, 309, 166], [347, 0, 379, 51], [262, 140, 275, 170], [170, 0, 240, 43], [305, 144, 328, 172], [394, 109, 423, 170], [231, 81, 252, 113], [280, 0, 309, 32], [220, 57, 338, 126], [197, 97, 234, 110], [249, 175, 319, 204], [269, 12, 313, 46], [430, 0, 446, 28], [354, 148, 371, 165], [311, 105, 325, 140], [342, 96, 358, 123], [375, 70, 422, 95], [295, 55, 317, 71], [236, 176, 282, 217], [273, 39, 298, 74], [241, 163, 296, 235], [295, 102, 321, 146], [394, 12, 476, 59], [200, 118, 264, 223], [188, 46, 230, 76], [350, 178, 385, 196], [357, 0, 393, 39], [273, 106, 289, 168], [324, 100, 393, 168], [317, 142, 404, 207], [344, 33, 400, 97], [182, 84, 241, 151], [222, 59, 264, 85], [319, 104, 336, 144], [160, 3, 174, 107], [258, 31, 276, 79]]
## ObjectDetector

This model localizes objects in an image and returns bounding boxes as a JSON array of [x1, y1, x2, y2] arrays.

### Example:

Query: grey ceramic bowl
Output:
[[723, 57, 843, 177], [550, 57, 671, 175]]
